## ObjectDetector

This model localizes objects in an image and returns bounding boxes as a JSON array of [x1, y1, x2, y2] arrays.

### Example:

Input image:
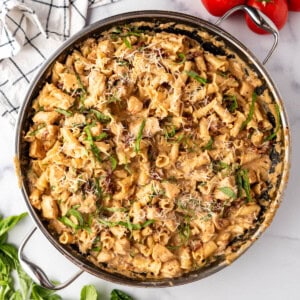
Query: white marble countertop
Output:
[[1, 0, 300, 299]]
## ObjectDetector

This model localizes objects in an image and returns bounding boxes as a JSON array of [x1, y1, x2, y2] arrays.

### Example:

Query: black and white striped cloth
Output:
[[0, 0, 121, 126]]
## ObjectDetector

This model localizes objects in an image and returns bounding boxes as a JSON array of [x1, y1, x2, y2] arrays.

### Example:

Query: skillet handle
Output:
[[215, 5, 279, 65], [18, 227, 84, 291]]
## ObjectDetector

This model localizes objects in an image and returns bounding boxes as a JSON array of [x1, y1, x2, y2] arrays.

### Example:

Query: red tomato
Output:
[[201, 0, 246, 16], [288, 0, 300, 11], [245, 0, 288, 34]]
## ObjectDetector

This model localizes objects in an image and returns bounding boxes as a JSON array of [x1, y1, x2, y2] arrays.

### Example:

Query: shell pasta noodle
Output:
[[23, 22, 284, 279]]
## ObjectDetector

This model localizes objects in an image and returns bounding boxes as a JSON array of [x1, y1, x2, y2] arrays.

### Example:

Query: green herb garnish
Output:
[[109, 156, 117, 171], [75, 72, 87, 104], [94, 132, 108, 141], [67, 207, 84, 227], [84, 126, 102, 162], [28, 124, 46, 136], [240, 92, 257, 131], [265, 104, 281, 141], [185, 70, 207, 85], [55, 108, 73, 117], [98, 218, 155, 231], [224, 95, 238, 113], [94, 177, 103, 199], [164, 125, 176, 140], [178, 53, 186, 64], [236, 168, 252, 202], [59, 216, 78, 230], [90, 109, 111, 123], [124, 37, 132, 49], [218, 187, 237, 200], [202, 137, 214, 150], [134, 119, 146, 153]]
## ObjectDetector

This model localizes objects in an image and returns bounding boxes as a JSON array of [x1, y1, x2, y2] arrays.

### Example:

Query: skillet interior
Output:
[[16, 10, 290, 287]]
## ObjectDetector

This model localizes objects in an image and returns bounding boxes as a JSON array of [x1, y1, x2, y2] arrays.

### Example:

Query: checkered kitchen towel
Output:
[[0, 0, 121, 126]]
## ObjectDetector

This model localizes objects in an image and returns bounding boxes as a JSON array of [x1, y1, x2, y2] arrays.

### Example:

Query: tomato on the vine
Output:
[[288, 0, 300, 11], [201, 0, 246, 16], [245, 0, 288, 34]]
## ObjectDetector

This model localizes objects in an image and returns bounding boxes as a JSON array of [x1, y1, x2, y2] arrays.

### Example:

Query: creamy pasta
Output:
[[23, 22, 284, 279]]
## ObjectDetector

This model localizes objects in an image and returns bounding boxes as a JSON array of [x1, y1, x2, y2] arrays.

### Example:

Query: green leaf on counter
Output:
[[111, 289, 133, 300], [80, 284, 99, 300], [0, 212, 27, 238]]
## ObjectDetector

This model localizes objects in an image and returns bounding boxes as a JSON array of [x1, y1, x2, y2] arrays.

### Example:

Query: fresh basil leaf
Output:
[[0, 212, 27, 238], [111, 289, 133, 300], [31, 284, 62, 300], [0, 232, 7, 245], [80, 284, 98, 300]]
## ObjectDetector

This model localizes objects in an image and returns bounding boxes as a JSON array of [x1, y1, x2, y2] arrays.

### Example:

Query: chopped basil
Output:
[[134, 119, 146, 153], [202, 137, 214, 150], [75, 72, 87, 104], [185, 70, 207, 85], [123, 37, 132, 49], [236, 168, 252, 202], [109, 156, 117, 171], [90, 109, 111, 123], [59, 216, 78, 230], [223, 95, 238, 113], [84, 126, 102, 162], [164, 125, 176, 140], [94, 132, 108, 141], [98, 218, 155, 231], [55, 108, 73, 117], [94, 178, 103, 199], [218, 187, 237, 200], [28, 124, 46, 136], [67, 207, 84, 227], [177, 53, 186, 64], [265, 104, 281, 141], [240, 92, 257, 131]]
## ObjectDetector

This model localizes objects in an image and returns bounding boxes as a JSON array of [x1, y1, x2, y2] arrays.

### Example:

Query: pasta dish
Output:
[[23, 22, 283, 279]]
